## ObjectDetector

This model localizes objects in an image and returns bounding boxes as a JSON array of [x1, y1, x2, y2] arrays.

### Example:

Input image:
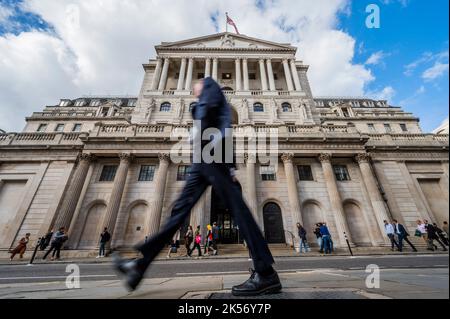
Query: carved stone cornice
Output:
[[118, 153, 133, 162], [78, 153, 96, 163], [318, 153, 332, 163], [281, 153, 294, 163], [355, 153, 371, 163], [158, 152, 171, 163]]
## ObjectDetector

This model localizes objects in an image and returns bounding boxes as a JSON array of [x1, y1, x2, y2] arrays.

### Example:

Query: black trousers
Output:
[[397, 234, 417, 251], [189, 243, 202, 256], [387, 234, 400, 250], [43, 242, 61, 259], [136, 163, 274, 273]]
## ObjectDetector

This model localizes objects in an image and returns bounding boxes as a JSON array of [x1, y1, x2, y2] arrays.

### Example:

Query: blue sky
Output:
[[0, 0, 448, 132]]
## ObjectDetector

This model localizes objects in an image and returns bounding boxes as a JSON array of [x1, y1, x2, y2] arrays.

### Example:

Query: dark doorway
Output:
[[263, 203, 285, 243], [210, 187, 244, 244]]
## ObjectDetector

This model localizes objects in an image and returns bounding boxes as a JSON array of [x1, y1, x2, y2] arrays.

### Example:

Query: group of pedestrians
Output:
[[384, 219, 448, 252], [167, 223, 220, 258], [296, 222, 334, 254]]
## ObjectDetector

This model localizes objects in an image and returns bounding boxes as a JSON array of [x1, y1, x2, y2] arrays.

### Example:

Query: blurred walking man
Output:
[[113, 78, 281, 296]]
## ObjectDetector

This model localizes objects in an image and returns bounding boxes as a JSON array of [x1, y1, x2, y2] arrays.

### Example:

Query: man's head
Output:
[[25, 233, 30, 238], [383, 220, 388, 224], [424, 220, 429, 224], [393, 219, 398, 224], [193, 79, 204, 97], [104, 227, 108, 232], [417, 219, 422, 225], [59, 227, 65, 232]]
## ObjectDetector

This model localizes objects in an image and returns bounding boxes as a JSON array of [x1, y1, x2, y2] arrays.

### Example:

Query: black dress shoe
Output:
[[112, 254, 143, 291], [232, 269, 282, 296]]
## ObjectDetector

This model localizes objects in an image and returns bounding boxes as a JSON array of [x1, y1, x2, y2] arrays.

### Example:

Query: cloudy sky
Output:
[[0, 0, 448, 132]]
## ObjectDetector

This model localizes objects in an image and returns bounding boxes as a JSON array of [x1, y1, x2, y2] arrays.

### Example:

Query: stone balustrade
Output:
[[366, 133, 449, 147], [0, 132, 86, 146]]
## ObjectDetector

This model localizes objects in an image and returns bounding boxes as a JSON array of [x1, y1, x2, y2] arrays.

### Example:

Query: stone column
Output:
[[290, 59, 301, 91], [103, 153, 132, 241], [158, 58, 170, 91], [53, 153, 95, 230], [318, 153, 352, 246], [244, 153, 259, 225], [146, 153, 170, 237], [242, 58, 249, 91], [185, 58, 194, 91], [259, 59, 268, 91], [205, 58, 211, 78], [281, 154, 303, 237], [176, 58, 187, 91], [283, 59, 294, 91], [235, 58, 242, 91], [356, 154, 392, 243], [150, 57, 163, 90], [266, 59, 276, 91], [212, 58, 218, 81]]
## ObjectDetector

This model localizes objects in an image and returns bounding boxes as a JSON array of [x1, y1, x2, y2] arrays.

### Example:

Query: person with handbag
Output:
[[188, 226, 202, 257], [167, 228, 181, 258]]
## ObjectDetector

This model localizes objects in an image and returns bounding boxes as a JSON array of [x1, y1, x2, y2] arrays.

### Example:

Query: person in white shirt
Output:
[[416, 220, 432, 249], [384, 220, 400, 251]]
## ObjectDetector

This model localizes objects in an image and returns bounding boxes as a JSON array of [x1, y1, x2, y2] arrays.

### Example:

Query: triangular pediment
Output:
[[157, 33, 295, 51]]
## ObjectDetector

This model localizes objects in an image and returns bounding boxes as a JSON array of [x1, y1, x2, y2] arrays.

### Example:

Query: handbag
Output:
[[414, 229, 422, 237]]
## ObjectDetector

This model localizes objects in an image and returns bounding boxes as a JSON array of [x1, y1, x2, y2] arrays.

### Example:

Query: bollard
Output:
[[344, 232, 354, 256], [28, 237, 42, 265]]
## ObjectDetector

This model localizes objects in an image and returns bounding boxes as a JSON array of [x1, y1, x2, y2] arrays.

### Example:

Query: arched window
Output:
[[160, 102, 171, 112], [189, 102, 197, 112], [282, 102, 292, 112], [253, 102, 264, 112]]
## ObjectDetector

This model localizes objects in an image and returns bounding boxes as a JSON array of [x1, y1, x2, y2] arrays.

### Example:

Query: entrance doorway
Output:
[[210, 187, 243, 244], [263, 202, 285, 243]]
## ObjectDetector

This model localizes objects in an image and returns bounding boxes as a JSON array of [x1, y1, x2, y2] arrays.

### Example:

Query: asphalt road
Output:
[[0, 254, 447, 285]]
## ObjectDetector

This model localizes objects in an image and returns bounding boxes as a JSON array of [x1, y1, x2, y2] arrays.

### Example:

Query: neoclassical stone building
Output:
[[0, 33, 448, 256]]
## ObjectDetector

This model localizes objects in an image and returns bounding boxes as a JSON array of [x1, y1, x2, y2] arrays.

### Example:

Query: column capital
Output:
[[119, 153, 133, 162], [213, 57, 219, 62], [281, 153, 294, 163], [244, 153, 257, 164], [318, 153, 332, 163], [158, 153, 171, 163], [355, 153, 371, 163], [242, 57, 248, 62], [259, 58, 266, 63], [78, 153, 96, 163]]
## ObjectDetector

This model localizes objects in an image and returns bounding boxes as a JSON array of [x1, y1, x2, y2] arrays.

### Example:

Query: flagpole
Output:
[[225, 12, 228, 33]]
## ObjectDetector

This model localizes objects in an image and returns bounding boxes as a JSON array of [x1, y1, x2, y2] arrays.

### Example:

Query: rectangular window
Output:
[[260, 165, 276, 181], [127, 99, 137, 107], [298, 165, 314, 181], [177, 165, 191, 181], [138, 165, 155, 181], [99, 165, 118, 182], [174, 73, 180, 80], [384, 123, 392, 133], [273, 73, 278, 80], [74, 100, 85, 107], [400, 124, 408, 132], [72, 124, 82, 132], [333, 165, 351, 181], [342, 108, 350, 117], [59, 100, 71, 107], [90, 100, 101, 107], [248, 73, 256, 80], [368, 123, 376, 132], [37, 124, 47, 132], [222, 73, 232, 80], [55, 124, 65, 132], [101, 107, 109, 117]]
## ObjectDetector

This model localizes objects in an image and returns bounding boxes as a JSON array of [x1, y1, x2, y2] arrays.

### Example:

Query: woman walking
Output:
[[10, 233, 31, 261], [167, 228, 181, 258], [204, 224, 215, 256], [188, 226, 202, 257], [184, 225, 194, 256]]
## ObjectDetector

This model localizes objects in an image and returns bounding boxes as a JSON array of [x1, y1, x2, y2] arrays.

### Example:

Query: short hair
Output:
[[393, 219, 398, 223]]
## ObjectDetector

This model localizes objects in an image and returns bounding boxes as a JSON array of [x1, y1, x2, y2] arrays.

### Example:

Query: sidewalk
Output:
[[0, 267, 447, 299]]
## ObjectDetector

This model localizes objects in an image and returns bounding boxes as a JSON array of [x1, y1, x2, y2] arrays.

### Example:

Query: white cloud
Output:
[[365, 50, 389, 66], [404, 50, 449, 77], [422, 62, 449, 81], [0, 5, 13, 23], [0, 0, 376, 131], [367, 86, 396, 102]]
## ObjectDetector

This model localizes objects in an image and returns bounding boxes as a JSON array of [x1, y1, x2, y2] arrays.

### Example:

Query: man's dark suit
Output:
[[134, 78, 274, 274], [395, 223, 417, 252]]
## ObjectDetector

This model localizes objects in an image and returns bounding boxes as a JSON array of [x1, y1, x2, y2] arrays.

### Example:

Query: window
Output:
[[368, 123, 376, 132], [160, 102, 172, 112], [74, 100, 85, 107], [260, 165, 276, 181], [37, 124, 47, 132], [333, 165, 351, 181], [384, 123, 392, 133], [174, 73, 180, 80], [55, 124, 65, 132], [113, 99, 123, 107], [72, 124, 82, 132], [282, 102, 292, 112], [90, 100, 101, 107], [249, 73, 256, 80], [342, 108, 350, 117], [138, 165, 156, 181], [59, 100, 71, 107], [177, 165, 191, 181], [127, 99, 137, 107], [99, 165, 118, 182], [273, 73, 278, 80], [100, 107, 110, 117], [400, 124, 408, 132], [222, 73, 232, 80], [197, 73, 205, 79], [253, 102, 264, 112], [189, 102, 197, 112], [298, 165, 314, 181]]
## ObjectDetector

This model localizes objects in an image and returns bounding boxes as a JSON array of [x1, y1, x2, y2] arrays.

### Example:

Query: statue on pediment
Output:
[[221, 34, 235, 48]]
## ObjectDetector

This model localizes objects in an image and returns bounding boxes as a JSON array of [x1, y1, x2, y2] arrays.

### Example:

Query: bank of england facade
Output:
[[0, 33, 448, 256]]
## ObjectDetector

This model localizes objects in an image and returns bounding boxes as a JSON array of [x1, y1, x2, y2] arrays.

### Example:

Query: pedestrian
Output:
[[319, 223, 332, 254], [424, 220, 447, 251], [204, 224, 215, 256], [416, 220, 430, 249], [188, 226, 202, 257], [113, 78, 280, 296], [43, 227, 68, 261], [442, 221, 449, 238], [392, 219, 417, 252], [324, 222, 334, 252], [313, 223, 323, 252], [39, 230, 53, 251], [9, 233, 31, 261], [212, 222, 219, 255], [384, 220, 400, 251], [97, 227, 111, 258], [433, 223, 449, 246], [296, 223, 310, 253], [184, 225, 194, 256], [167, 228, 181, 258]]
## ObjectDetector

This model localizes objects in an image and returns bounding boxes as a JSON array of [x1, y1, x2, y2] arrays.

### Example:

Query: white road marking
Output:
[[0, 274, 116, 281]]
